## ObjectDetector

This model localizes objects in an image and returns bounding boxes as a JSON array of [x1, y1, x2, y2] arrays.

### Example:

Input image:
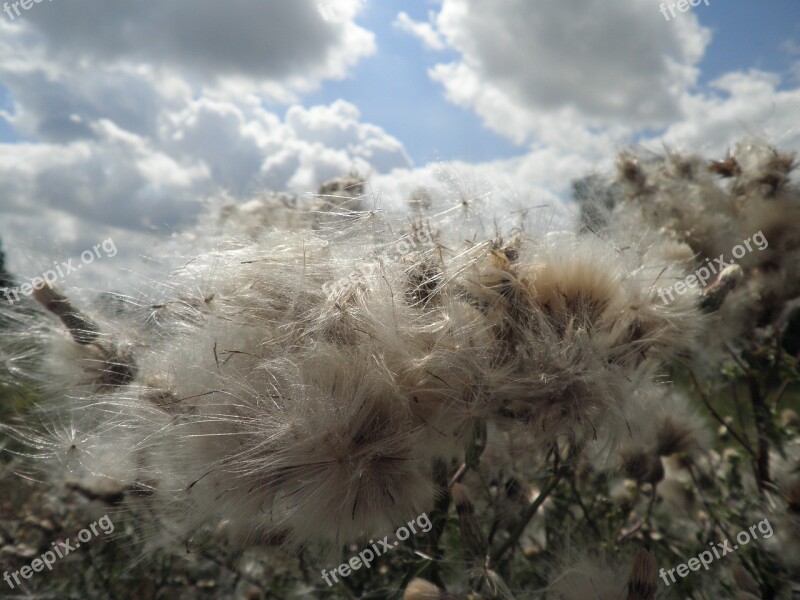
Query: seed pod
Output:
[[709, 155, 740, 178], [402, 578, 465, 600], [732, 564, 760, 595], [622, 452, 664, 485], [700, 264, 742, 313], [33, 283, 100, 345], [452, 483, 488, 562], [626, 548, 657, 600]]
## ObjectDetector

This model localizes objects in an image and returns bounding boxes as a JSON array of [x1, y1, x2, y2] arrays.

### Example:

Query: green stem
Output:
[[489, 470, 561, 564]]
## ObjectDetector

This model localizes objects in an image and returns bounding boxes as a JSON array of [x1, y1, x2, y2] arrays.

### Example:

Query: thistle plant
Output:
[[0, 141, 798, 599]]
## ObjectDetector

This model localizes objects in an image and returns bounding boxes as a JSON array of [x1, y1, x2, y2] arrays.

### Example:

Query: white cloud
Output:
[[784, 41, 800, 85], [260, 101, 411, 192], [283, 101, 411, 172], [378, 0, 800, 220], [0, 128, 209, 235], [1, 0, 375, 99], [393, 12, 446, 51], [0, 1, 413, 284], [660, 70, 800, 154], [780, 39, 800, 56], [426, 0, 711, 144], [0, 95, 410, 228], [1, 0, 798, 294]]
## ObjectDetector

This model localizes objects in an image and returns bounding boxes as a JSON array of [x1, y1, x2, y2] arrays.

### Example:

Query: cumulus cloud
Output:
[[780, 39, 800, 84], [393, 12, 446, 51], [0, 0, 797, 294], [3, 0, 375, 98], [258, 101, 411, 192], [426, 0, 710, 143], [157, 98, 410, 196], [0, 0, 411, 285], [0, 120, 210, 288], [378, 0, 800, 215], [661, 70, 800, 153], [0, 123, 208, 231], [0, 94, 410, 244]]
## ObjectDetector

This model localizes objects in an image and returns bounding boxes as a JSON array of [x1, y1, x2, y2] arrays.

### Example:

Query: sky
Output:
[[0, 0, 798, 292]]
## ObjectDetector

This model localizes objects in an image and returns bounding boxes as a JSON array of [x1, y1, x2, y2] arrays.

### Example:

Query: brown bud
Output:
[[732, 564, 760, 595], [656, 419, 697, 457], [784, 480, 800, 514], [617, 154, 646, 189], [700, 264, 742, 313], [626, 548, 657, 600], [32, 283, 100, 344], [451, 483, 488, 561], [709, 155, 740, 178], [403, 578, 465, 600], [622, 452, 664, 485], [403, 579, 442, 600], [780, 409, 800, 429]]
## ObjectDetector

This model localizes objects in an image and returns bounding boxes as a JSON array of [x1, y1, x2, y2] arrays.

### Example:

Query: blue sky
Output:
[[0, 0, 798, 285], [5, 0, 794, 162], [299, 0, 524, 165], [0, 85, 20, 142], [695, 0, 799, 87], [309, 0, 800, 165], [4, 2, 796, 162]]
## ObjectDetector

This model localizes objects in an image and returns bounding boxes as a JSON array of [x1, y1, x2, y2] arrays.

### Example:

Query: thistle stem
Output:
[[489, 469, 561, 564]]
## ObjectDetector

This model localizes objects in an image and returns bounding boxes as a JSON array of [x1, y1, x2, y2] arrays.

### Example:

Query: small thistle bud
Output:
[[723, 447, 741, 463], [617, 154, 647, 190], [32, 283, 100, 345], [32, 283, 137, 388], [668, 154, 700, 180], [523, 546, 541, 560], [93, 343, 137, 388], [318, 175, 365, 200], [709, 155, 741, 178], [622, 452, 664, 485], [313, 175, 366, 228], [451, 483, 488, 562], [783, 480, 800, 514], [656, 419, 695, 457], [780, 409, 800, 429], [650, 394, 711, 463], [404, 261, 441, 307], [732, 564, 760, 595], [402, 578, 464, 600], [141, 376, 180, 414], [626, 548, 657, 600], [403, 579, 442, 600], [700, 264, 742, 313], [757, 150, 796, 196], [504, 476, 530, 507], [408, 187, 433, 214], [718, 416, 736, 440]]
